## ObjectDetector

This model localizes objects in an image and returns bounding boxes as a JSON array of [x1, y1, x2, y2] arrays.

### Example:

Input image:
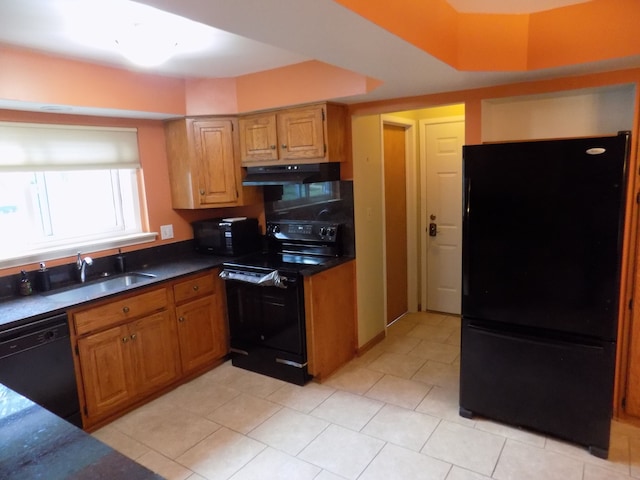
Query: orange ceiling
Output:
[[334, 0, 640, 71]]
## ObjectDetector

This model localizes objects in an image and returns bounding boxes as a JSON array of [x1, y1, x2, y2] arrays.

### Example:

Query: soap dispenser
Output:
[[115, 248, 126, 273], [36, 262, 51, 292], [19, 270, 32, 296]]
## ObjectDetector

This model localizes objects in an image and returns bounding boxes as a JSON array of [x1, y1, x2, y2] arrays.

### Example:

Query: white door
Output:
[[421, 119, 465, 314]]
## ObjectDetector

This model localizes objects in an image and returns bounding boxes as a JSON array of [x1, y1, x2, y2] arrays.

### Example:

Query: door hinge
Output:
[[636, 192, 640, 204], [629, 299, 633, 310], [75, 345, 79, 355], [84, 406, 88, 416], [622, 397, 627, 408], [322, 109, 325, 121], [324, 144, 327, 154]]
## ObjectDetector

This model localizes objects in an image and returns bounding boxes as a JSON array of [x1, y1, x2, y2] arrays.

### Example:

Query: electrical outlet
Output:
[[160, 224, 174, 240]]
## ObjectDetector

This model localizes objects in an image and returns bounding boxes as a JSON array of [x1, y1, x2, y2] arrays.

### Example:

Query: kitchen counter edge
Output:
[[0, 254, 356, 331]]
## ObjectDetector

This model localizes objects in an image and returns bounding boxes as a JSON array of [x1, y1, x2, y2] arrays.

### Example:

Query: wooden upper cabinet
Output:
[[238, 113, 279, 163], [239, 103, 347, 166], [165, 117, 260, 209]]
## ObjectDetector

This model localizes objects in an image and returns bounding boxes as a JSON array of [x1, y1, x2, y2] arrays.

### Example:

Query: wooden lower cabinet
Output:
[[176, 294, 227, 373], [77, 324, 134, 420], [71, 269, 228, 429], [304, 260, 357, 381], [129, 311, 181, 397], [77, 310, 179, 423]]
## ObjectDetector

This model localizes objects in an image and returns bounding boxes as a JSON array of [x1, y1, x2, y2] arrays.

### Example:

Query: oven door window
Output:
[[226, 280, 305, 356]]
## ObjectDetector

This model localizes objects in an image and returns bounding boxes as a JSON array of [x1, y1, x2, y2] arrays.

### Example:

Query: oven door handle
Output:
[[219, 269, 290, 288]]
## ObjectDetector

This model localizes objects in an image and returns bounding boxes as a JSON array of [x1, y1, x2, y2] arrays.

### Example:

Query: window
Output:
[[0, 122, 152, 267]]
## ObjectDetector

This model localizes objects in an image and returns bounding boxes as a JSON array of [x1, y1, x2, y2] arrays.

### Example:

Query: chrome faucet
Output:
[[76, 253, 93, 283]]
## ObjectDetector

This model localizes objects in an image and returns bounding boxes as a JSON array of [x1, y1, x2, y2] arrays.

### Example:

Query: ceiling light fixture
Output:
[[115, 22, 179, 67], [61, 0, 214, 69]]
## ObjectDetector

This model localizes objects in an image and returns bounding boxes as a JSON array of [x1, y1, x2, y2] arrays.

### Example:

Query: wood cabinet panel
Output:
[[192, 119, 238, 205], [129, 311, 180, 397], [173, 272, 215, 303], [73, 288, 168, 336], [239, 103, 347, 166], [238, 113, 278, 162], [175, 270, 227, 374], [277, 106, 325, 161], [165, 117, 260, 209], [304, 260, 357, 381], [77, 325, 134, 419], [176, 295, 226, 373]]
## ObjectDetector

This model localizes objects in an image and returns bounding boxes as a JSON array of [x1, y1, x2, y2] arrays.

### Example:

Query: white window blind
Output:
[[0, 122, 140, 171]]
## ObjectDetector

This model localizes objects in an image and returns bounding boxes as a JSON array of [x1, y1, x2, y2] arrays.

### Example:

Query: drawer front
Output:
[[173, 272, 215, 303], [74, 288, 169, 336]]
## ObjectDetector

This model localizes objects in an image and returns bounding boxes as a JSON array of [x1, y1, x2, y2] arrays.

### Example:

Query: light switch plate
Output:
[[160, 224, 174, 240]]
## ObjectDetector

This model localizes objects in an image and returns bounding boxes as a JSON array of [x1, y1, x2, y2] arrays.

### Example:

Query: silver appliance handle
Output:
[[219, 269, 288, 288]]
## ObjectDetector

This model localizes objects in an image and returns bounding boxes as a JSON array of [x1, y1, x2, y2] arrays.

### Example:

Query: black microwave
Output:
[[192, 217, 261, 256]]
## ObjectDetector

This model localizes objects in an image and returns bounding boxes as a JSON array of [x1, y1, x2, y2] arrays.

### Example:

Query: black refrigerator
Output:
[[459, 132, 630, 459]]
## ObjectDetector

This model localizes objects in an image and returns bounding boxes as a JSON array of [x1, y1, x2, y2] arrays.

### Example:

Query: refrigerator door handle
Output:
[[464, 178, 471, 219], [462, 177, 471, 296], [467, 322, 606, 351]]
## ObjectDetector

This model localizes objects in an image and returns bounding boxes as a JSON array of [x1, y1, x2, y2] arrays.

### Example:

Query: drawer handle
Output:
[[130, 334, 137, 341], [192, 285, 199, 291], [122, 306, 130, 314], [178, 316, 185, 323], [122, 337, 129, 343]]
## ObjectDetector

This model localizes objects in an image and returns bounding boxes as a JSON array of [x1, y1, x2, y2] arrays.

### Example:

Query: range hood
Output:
[[242, 163, 340, 186]]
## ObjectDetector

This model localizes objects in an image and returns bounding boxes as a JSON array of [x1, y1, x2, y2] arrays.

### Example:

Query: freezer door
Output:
[[462, 134, 629, 341], [459, 319, 615, 457]]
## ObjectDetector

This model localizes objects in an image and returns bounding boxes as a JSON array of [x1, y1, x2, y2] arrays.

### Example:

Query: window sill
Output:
[[0, 232, 158, 270]]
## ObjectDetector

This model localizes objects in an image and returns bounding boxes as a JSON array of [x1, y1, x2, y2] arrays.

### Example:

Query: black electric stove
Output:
[[219, 220, 342, 385]]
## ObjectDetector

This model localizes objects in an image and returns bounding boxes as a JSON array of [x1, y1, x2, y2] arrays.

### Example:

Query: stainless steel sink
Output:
[[44, 272, 157, 303]]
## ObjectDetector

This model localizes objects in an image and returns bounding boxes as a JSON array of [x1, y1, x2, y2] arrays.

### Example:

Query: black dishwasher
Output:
[[0, 313, 81, 427]]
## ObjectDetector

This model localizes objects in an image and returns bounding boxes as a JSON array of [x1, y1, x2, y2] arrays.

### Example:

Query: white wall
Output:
[[352, 114, 386, 347], [481, 85, 636, 142]]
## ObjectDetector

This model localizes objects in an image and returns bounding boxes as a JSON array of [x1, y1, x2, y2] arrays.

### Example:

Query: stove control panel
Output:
[[267, 221, 340, 243]]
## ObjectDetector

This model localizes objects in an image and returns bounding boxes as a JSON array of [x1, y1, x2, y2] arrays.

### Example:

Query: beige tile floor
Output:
[[93, 311, 640, 480]]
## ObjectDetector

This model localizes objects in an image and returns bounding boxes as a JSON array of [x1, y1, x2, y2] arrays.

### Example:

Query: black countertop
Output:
[[0, 383, 163, 479], [0, 254, 227, 331], [0, 252, 355, 331]]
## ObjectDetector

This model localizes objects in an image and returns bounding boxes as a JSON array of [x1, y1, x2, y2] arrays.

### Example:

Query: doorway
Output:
[[380, 108, 464, 323], [381, 115, 417, 325]]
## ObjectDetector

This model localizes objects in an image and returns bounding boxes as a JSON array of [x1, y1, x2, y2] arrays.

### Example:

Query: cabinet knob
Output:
[[122, 337, 129, 343], [130, 334, 137, 341], [178, 316, 185, 322], [193, 285, 199, 291], [199, 189, 205, 195], [270, 145, 276, 150], [281, 144, 287, 149], [122, 306, 130, 314]]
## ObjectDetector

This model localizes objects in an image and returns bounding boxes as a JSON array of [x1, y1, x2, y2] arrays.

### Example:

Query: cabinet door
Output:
[[277, 106, 325, 161], [239, 114, 278, 163], [176, 295, 227, 373], [192, 119, 238, 205], [129, 311, 180, 397], [77, 325, 134, 420]]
